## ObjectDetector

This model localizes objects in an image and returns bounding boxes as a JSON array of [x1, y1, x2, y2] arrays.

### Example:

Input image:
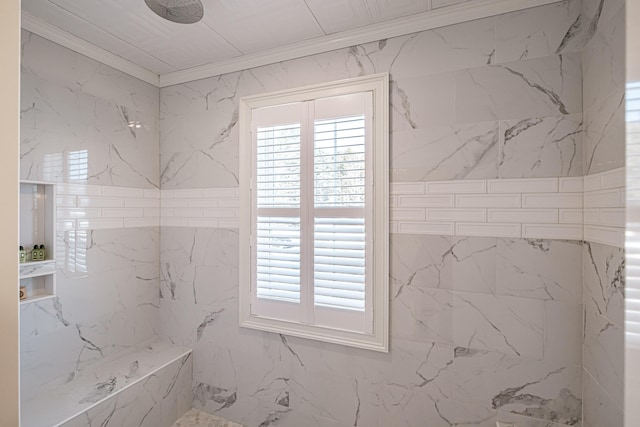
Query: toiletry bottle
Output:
[[38, 245, 45, 261], [19, 246, 26, 263], [32, 245, 39, 262]]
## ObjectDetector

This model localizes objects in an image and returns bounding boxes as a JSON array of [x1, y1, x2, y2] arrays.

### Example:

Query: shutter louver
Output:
[[256, 124, 301, 209], [256, 217, 300, 303], [313, 116, 367, 311]]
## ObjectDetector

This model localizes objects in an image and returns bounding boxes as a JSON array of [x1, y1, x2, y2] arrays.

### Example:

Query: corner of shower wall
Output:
[[19, 27, 163, 412], [581, 0, 626, 425]]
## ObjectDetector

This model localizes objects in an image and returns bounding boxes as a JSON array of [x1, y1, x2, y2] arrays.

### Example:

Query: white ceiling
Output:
[[21, 0, 472, 75], [21, 0, 560, 86]]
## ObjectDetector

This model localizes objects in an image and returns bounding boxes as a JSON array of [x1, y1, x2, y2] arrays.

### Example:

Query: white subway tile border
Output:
[[56, 184, 161, 230], [52, 168, 625, 247], [582, 168, 625, 247]]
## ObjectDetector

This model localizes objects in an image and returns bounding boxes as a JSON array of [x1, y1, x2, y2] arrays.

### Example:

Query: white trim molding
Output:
[[159, 0, 560, 87], [22, 0, 561, 88], [21, 13, 160, 87], [238, 73, 390, 352]]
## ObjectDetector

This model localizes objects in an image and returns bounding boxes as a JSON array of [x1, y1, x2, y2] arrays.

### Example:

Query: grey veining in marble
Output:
[[160, 225, 584, 426], [21, 31, 160, 188], [160, 1, 585, 189], [584, 88, 625, 174], [498, 115, 583, 178], [22, 342, 192, 427], [583, 241, 625, 326], [20, 228, 161, 400]]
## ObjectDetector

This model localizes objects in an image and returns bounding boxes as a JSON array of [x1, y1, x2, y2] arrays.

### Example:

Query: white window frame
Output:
[[239, 73, 389, 352]]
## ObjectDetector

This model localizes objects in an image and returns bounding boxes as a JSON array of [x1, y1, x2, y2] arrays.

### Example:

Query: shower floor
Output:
[[172, 408, 243, 427]]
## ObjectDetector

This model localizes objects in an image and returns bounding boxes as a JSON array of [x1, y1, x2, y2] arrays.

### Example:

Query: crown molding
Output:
[[22, 0, 561, 88], [22, 13, 160, 87], [159, 0, 561, 87]]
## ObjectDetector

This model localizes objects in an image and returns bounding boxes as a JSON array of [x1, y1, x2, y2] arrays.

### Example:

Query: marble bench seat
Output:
[[22, 340, 193, 427]]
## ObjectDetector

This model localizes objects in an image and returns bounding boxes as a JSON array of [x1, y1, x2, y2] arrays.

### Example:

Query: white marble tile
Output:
[[583, 241, 625, 326], [498, 115, 583, 178], [390, 73, 456, 132], [390, 234, 497, 293], [497, 411, 580, 427], [495, 0, 583, 63], [582, 4, 625, 110], [582, 0, 625, 47], [193, 390, 290, 427], [452, 291, 544, 359], [544, 301, 583, 364], [583, 303, 624, 404], [496, 239, 582, 303], [379, 16, 496, 80], [584, 89, 626, 174], [267, 335, 453, 395], [57, 228, 159, 278], [287, 370, 379, 426], [455, 53, 582, 124], [392, 286, 454, 344], [21, 227, 161, 397], [452, 348, 582, 425], [377, 386, 496, 427], [20, 325, 89, 402], [21, 78, 159, 190], [582, 368, 623, 427], [391, 121, 499, 181]]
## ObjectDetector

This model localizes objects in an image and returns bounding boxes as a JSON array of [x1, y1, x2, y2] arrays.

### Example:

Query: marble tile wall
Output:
[[20, 30, 162, 403], [159, 1, 590, 426], [580, 0, 626, 425]]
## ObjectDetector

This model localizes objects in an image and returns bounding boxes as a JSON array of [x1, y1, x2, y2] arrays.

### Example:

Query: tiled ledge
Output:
[[53, 169, 625, 247], [21, 340, 191, 427]]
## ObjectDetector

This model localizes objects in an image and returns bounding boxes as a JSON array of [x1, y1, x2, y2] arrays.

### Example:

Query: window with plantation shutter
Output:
[[239, 74, 389, 352]]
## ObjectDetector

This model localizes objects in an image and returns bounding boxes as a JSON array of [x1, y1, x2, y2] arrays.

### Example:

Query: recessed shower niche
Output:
[[19, 181, 56, 304]]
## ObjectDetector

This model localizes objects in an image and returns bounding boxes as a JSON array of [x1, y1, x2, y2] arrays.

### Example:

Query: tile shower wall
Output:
[[581, 0, 626, 425], [19, 30, 161, 400], [159, 1, 588, 426]]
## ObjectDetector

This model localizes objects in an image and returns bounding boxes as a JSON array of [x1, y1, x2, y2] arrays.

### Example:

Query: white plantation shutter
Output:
[[239, 73, 389, 352], [313, 115, 368, 320], [250, 94, 373, 332]]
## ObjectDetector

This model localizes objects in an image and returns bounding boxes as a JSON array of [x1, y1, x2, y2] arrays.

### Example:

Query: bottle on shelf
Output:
[[32, 245, 39, 262], [38, 245, 45, 261], [19, 246, 26, 263]]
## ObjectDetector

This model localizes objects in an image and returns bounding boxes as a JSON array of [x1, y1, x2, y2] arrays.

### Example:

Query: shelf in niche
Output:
[[20, 292, 56, 306], [19, 259, 57, 279], [20, 181, 57, 303]]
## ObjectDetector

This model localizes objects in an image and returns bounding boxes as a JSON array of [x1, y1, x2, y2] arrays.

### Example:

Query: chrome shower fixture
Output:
[[144, 0, 204, 24]]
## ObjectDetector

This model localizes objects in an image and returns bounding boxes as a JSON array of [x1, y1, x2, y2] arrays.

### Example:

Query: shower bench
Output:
[[21, 340, 192, 427]]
